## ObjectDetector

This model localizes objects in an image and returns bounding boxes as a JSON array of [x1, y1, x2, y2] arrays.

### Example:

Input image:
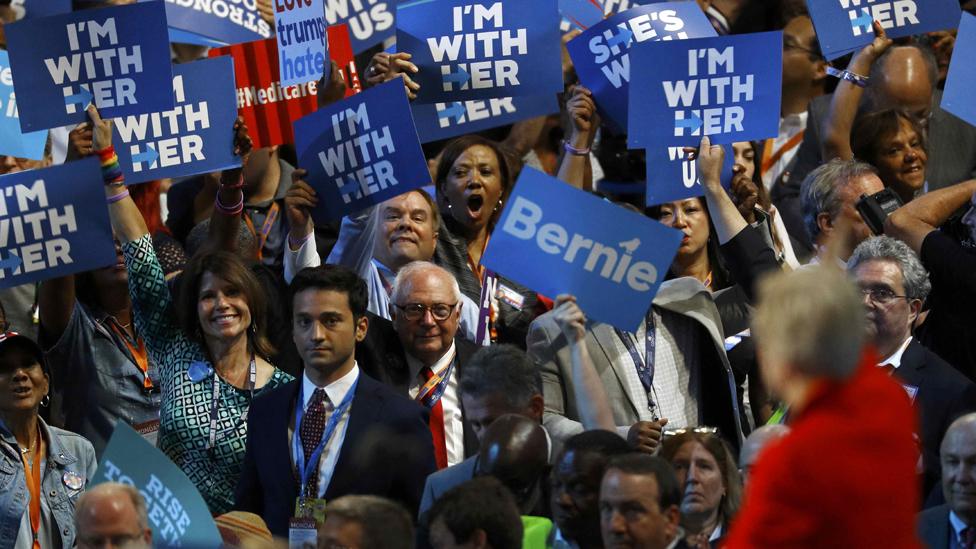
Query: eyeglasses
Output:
[[858, 287, 909, 304], [783, 40, 822, 59], [77, 532, 147, 548], [394, 302, 459, 321]]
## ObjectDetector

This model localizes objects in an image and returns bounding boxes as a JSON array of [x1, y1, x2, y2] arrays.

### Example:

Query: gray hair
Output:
[[800, 158, 877, 242], [459, 344, 542, 408], [392, 261, 462, 304], [75, 482, 150, 532], [847, 236, 931, 300], [325, 496, 413, 549], [752, 267, 865, 380]]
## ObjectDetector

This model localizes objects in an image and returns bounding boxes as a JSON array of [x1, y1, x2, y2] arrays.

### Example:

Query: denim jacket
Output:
[[0, 418, 97, 549]]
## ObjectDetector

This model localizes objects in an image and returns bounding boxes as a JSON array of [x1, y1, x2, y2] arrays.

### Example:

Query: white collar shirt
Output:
[[297, 364, 360, 498], [407, 342, 465, 467]]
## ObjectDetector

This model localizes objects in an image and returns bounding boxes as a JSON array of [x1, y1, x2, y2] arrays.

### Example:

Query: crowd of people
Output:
[[1, 0, 976, 547]]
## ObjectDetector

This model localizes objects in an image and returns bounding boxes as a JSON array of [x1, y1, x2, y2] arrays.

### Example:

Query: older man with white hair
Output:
[[75, 483, 152, 549]]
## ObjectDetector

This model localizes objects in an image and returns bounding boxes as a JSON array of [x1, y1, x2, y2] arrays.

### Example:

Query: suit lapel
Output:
[[272, 382, 301, 503], [892, 339, 926, 399], [325, 375, 381, 499], [589, 322, 641, 416]]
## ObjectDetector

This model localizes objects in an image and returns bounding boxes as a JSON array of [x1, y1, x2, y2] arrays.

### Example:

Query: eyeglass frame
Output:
[[857, 286, 911, 305], [393, 302, 460, 322]]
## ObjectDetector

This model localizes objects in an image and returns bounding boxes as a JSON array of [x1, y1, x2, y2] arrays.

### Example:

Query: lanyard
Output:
[[760, 131, 805, 176], [614, 313, 657, 416], [416, 356, 456, 408], [207, 356, 256, 450], [108, 322, 153, 390], [475, 269, 498, 345], [243, 202, 280, 261], [19, 428, 41, 549], [292, 379, 358, 501]]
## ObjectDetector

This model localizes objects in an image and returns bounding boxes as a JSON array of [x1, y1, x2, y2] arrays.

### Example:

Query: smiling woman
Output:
[[851, 109, 928, 203]]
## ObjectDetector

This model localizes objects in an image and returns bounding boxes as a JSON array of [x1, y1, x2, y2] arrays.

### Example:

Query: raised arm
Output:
[[821, 21, 892, 161], [556, 86, 597, 191], [282, 170, 322, 283], [551, 295, 615, 432], [93, 106, 148, 243], [885, 179, 976, 252], [203, 117, 254, 257], [697, 136, 748, 245]]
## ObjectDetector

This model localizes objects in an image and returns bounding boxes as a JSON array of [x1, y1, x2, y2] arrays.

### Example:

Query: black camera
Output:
[[856, 188, 903, 235]]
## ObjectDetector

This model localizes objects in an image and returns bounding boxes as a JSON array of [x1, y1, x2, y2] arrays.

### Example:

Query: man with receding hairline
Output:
[[918, 413, 976, 548], [75, 482, 152, 549]]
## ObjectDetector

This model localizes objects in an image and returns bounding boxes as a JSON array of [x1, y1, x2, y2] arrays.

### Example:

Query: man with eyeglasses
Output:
[[75, 483, 152, 549], [848, 236, 976, 504]]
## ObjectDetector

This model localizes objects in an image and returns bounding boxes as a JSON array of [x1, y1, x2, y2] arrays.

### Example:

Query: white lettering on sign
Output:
[[322, 0, 393, 42], [168, 0, 272, 38], [435, 97, 516, 127], [236, 79, 318, 108], [0, 179, 79, 278], [661, 46, 754, 137], [100, 461, 193, 546], [667, 147, 698, 188], [500, 195, 658, 291], [587, 10, 689, 90], [839, 0, 919, 36], [317, 103, 399, 204]]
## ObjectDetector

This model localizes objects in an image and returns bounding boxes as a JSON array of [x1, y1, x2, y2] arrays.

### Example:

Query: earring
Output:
[[250, 323, 257, 335], [40, 394, 50, 408]]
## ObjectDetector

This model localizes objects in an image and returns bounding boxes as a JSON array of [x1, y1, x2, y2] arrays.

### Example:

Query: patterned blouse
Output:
[[122, 235, 293, 514]]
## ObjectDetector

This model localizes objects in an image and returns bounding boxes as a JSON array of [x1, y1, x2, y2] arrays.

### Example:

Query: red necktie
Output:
[[419, 367, 448, 469], [299, 388, 329, 496]]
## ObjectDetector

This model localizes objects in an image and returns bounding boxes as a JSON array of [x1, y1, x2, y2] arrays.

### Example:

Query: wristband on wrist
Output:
[[826, 66, 869, 88], [107, 189, 130, 204], [97, 146, 125, 186], [563, 140, 590, 156], [214, 193, 244, 215], [288, 231, 314, 250]]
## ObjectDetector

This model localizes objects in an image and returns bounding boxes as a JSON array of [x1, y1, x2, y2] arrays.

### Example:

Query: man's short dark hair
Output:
[[290, 265, 368, 319], [563, 430, 632, 458], [605, 454, 682, 510], [325, 496, 413, 549], [428, 476, 523, 549], [459, 344, 542, 408]]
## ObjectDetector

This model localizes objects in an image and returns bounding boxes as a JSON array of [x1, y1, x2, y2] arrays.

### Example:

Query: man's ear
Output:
[[527, 393, 546, 422], [908, 298, 923, 325], [355, 314, 369, 342], [471, 528, 489, 549], [813, 58, 829, 83], [665, 504, 682, 535], [816, 211, 834, 238]]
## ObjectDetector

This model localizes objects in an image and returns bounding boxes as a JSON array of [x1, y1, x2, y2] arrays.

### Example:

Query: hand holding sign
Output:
[[566, 85, 598, 147], [848, 20, 894, 75], [552, 294, 587, 343], [730, 169, 760, 224], [319, 61, 348, 108], [285, 169, 318, 242], [66, 121, 93, 162], [365, 52, 421, 100], [88, 105, 114, 152]]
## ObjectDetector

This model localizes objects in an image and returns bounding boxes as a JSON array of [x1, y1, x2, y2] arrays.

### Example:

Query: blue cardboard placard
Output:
[[481, 167, 683, 331], [645, 143, 734, 206], [0, 51, 48, 160], [168, 27, 230, 49], [21, 0, 72, 19], [567, 3, 716, 133], [94, 422, 223, 549], [397, 0, 564, 103], [164, 0, 272, 46], [113, 57, 241, 185], [942, 13, 976, 128], [0, 159, 116, 290], [411, 93, 559, 143], [807, 0, 961, 60], [5, 2, 175, 132], [323, 0, 398, 54], [274, 0, 329, 86], [560, 0, 606, 30], [628, 31, 782, 148], [294, 79, 430, 222]]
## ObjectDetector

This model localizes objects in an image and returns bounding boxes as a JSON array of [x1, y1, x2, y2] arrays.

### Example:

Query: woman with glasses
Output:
[[89, 106, 294, 514], [0, 332, 97, 549], [659, 429, 742, 549]]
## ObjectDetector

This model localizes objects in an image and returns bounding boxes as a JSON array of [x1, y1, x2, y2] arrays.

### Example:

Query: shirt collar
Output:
[[879, 337, 912, 370], [302, 363, 360, 410], [950, 510, 971, 542]]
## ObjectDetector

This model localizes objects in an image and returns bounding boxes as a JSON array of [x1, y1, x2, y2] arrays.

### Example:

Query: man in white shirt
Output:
[[235, 265, 436, 536], [848, 236, 976, 500]]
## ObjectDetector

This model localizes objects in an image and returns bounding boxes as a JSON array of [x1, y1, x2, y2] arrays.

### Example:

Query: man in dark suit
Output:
[[235, 265, 436, 536], [918, 414, 976, 548], [356, 261, 480, 469], [774, 44, 976, 251], [849, 237, 976, 501]]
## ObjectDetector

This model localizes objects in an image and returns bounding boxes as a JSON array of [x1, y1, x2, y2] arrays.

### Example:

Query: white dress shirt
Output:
[[879, 336, 912, 370], [296, 364, 359, 498], [406, 342, 465, 467]]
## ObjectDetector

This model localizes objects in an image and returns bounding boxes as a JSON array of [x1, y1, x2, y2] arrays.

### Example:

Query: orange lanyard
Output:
[[760, 131, 805, 176], [109, 323, 153, 390], [465, 235, 489, 283], [243, 202, 280, 261], [19, 430, 41, 549]]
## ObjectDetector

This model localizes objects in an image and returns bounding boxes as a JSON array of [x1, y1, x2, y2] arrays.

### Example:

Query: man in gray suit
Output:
[[919, 413, 976, 548], [774, 43, 976, 252], [527, 277, 743, 455]]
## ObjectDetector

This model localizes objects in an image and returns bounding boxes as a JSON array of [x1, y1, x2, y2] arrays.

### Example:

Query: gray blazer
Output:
[[527, 277, 743, 452], [418, 455, 478, 519], [918, 504, 952, 549]]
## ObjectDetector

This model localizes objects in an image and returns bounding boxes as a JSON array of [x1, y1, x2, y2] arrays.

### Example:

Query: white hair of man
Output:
[[753, 267, 866, 380], [847, 235, 932, 300], [392, 261, 462, 304], [75, 482, 150, 532]]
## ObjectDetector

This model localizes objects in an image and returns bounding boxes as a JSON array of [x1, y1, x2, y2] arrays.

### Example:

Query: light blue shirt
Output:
[[950, 510, 971, 549], [298, 365, 359, 498]]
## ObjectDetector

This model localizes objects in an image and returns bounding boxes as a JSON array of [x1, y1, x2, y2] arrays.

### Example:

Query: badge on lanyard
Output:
[[495, 283, 525, 311], [288, 517, 317, 549], [133, 418, 161, 447]]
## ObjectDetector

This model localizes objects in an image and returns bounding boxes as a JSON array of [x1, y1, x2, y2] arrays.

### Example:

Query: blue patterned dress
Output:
[[122, 235, 293, 514]]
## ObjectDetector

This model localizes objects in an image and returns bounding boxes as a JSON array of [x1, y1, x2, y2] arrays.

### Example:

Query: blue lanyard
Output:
[[292, 378, 358, 500], [615, 312, 657, 413]]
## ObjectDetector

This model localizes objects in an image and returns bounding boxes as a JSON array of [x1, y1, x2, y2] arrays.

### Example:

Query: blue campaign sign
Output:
[[0, 159, 116, 290], [21, 0, 71, 19], [942, 13, 976, 129], [411, 93, 559, 143], [165, 0, 272, 46], [560, 0, 605, 30], [274, 0, 329, 87], [95, 422, 223, 549], [294, 79, 430, 222], [397, 0, 564, 103], [567, 3, 716, 133], [0, 51, 48, 160], [627, 31, 782, 148], [645, 144, 733, 206], [5, 2, 174, 132], [482, 167, 683, 331], [324, 0, 398, 54], [807, 0, 961, 60], [113, 57, 241, 185]]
